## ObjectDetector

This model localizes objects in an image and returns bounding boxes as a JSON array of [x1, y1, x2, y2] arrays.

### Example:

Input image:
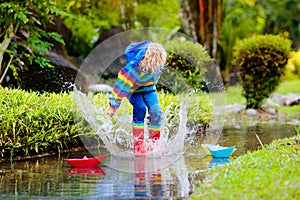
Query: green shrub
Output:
[[93, 91, 213, 125], [92, 90, 213, 137], [0, 87, 213, 161], [159, 91, 213, 125], [0, 87, 88, 160], [233, 34, 292, 109], [163, 39, 212, 93]]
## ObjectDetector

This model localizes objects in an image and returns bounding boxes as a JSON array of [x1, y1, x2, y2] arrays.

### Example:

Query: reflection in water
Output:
[[149, 173, 164, 199], [133, 160, 164, 199], [90, 155, 190, 199], [0, 155, 192, 199], [206, 157, 231, 169], [219, 123, 297, 155], [67, 166, 106, 177]]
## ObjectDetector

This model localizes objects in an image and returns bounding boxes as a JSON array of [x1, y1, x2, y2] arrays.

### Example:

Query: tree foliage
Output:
[[218, 0, 265, 83], [0, 0, 67, 86], [135, 0, 181, 29], [1, 0, 299, 91], [258, 0, 300, 49], [218, 0, 300, 84], [62, 0, 181, 58], [62, 0, 123, 57]]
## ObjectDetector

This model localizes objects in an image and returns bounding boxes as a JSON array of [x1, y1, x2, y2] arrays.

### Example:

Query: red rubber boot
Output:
[[133, 127, 146, 157], [148, 129, 160, 151], [148, 129, 160, 141]]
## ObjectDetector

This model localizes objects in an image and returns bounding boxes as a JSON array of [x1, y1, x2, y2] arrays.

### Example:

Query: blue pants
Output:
[[128, 90, 162, 128]]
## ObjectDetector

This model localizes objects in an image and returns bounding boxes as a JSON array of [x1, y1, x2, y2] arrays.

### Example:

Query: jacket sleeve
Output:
[[109, 65, 136, 111]]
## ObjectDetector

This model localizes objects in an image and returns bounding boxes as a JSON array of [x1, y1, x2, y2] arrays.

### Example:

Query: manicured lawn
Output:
[[223, 79, 300, 114], [224, 85, 245, 105], [275, 80, 300, 94]]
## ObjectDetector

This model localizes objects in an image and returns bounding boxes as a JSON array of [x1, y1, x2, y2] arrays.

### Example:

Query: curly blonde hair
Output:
[[138, 43, 167, 74]]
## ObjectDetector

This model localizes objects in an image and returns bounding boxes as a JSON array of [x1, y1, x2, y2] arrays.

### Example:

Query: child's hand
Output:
[[107, 108, 115, 117]]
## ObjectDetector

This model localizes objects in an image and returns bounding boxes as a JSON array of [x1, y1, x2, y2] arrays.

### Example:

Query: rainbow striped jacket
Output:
[[109, 64, 162, 111]]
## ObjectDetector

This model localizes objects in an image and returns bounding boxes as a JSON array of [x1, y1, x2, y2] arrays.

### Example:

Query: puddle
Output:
[[0, 123, 296, 199]]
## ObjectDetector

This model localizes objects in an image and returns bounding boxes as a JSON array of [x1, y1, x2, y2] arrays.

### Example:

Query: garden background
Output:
[[0, 0, 300, 198]]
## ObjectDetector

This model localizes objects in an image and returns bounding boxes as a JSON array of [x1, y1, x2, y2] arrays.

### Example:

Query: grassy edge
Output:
[[191, 80, 300, 199], [192, 133, 300, 199]]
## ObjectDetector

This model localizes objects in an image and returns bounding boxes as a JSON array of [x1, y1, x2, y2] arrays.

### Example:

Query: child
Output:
[[107, 40, 167, 157]]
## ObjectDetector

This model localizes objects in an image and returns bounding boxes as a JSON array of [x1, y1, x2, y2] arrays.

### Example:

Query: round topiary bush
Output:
[[233, 34, 292, 109]]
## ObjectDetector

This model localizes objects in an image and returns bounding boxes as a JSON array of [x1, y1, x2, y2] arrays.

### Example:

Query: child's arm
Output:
[[108, 92, 121, 112], [108, 65, 136, 113]]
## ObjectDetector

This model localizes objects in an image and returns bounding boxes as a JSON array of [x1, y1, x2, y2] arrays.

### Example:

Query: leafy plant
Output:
[[93, 90, 213, 125], [62, 0, 181, 58], [219, 0, 265, 84], [163, 39, 212, 93], [0, 87, 213, 161], [159, 91, 213, 125], [0, 87, 88, 161], [232, 34, 292, 109], [135, 0, 181, 29], [0, 0, 67, 85]]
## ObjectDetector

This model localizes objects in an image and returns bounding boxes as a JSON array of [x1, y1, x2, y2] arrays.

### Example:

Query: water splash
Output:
[[74, 87, 190, 160]]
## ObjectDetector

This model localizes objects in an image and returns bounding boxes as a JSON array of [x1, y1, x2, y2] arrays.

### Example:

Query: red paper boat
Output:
[[64, 155, 106, 168]]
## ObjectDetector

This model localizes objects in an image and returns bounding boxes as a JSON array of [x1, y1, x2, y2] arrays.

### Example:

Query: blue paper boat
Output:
[[202, 144, 236, 158]]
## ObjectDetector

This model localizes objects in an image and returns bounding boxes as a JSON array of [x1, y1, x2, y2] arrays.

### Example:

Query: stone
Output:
[[245, 109, 258, 116], [263, 107, 277, 115], [284, 96, 300, 106], [88, 84, 112, 93], [263, 98, 280, 108]]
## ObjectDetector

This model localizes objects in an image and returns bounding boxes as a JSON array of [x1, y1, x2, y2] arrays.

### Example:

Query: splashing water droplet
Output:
[[74, 86, 191, 159]]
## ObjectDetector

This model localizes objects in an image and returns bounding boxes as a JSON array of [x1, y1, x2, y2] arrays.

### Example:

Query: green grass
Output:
[[224, 85, 245, 105], [191, 80, 300, 199], [192, 134, 300, 199], [275, 80, 300, 94], [223, 80, 300, 114]]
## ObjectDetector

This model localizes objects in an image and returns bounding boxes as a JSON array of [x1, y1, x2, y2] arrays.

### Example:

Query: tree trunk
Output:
[[180, 0, 222, 58], [180, 0, 198, 41], [0, 24, 14, 72], [0, 24, 15, 84]]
